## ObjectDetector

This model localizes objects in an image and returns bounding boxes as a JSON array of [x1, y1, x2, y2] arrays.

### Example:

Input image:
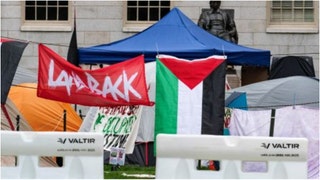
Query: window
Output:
[[267, 0, 318, 33], [123, 0, 171, 32], [21, 0, 72, 31]]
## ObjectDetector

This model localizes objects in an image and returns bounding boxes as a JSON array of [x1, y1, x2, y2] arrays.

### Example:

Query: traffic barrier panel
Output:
[[156, 134, 308, 179], [1, 131, 104, 179]]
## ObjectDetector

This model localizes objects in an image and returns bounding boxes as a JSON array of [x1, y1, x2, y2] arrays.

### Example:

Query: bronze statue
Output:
[[198, 0, 238, 44]]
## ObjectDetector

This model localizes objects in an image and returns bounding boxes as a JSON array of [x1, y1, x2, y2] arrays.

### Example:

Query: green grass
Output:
[[104, 164, 155, 179]]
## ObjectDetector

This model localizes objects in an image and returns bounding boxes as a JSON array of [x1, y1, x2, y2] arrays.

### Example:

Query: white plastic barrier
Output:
[[156, 134, 308, 179], [1, 131, 104, 179]]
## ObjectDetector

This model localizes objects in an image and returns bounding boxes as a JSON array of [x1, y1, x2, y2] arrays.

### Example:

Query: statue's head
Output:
[[209, 1, 221, 10]]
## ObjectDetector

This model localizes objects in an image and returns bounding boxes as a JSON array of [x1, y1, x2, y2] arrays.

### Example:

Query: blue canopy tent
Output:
[[79, 7, 271, 66]]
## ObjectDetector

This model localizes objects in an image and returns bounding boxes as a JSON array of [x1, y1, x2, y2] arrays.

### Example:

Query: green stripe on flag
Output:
[[155, 59, 178, 138]]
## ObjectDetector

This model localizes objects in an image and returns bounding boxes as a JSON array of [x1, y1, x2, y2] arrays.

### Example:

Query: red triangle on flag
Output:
[[0, 38, 13, 43], [158, 55, 225, 89]]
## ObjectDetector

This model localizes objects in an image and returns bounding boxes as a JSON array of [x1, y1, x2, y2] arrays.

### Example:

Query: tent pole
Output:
[[16, 115, 20, 131], [269, 109, 276, 137], [145, 142, 148, 166], [57, 110, 67, 167], [15, 115, 20, 166], [63, 109, 67, 132], [79, 109, 83, 120]]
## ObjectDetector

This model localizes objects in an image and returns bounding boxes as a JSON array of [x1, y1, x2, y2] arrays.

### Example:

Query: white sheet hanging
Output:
[[229, 106, 319, 179]]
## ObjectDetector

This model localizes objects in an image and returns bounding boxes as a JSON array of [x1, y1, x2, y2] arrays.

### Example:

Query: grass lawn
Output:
[[104, 164, 156, 179]]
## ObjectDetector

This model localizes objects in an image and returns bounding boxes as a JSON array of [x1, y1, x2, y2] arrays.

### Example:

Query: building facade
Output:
[[1, 1, 319, 79]]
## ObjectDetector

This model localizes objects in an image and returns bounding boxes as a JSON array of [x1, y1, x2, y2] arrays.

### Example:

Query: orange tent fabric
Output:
[[8, 83, 82, 131]]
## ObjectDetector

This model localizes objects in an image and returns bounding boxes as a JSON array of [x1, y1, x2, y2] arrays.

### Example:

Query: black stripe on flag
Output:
[[201, 61, 226, 135], [1, 41, 28, 104]]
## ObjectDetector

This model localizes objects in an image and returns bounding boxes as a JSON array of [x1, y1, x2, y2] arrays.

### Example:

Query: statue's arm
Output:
[[226, 13, 238, 44], [226, 13, 236, 35], [198, 12, 208, 30]]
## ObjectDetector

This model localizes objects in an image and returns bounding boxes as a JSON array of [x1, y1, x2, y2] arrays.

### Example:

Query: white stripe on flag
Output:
[[177, 81, 202, 134]]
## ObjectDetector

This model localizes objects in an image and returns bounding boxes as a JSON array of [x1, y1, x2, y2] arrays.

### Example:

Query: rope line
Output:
[[12, 84, 319, 109], [227, 101, 319, 109], [2, 36, 319, 56], [12, 84, 37, 89], [1, 36, 70, 48]]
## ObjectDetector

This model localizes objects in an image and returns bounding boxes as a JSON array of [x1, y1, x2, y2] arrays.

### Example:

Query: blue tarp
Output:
[[79, 7, 271, 66]]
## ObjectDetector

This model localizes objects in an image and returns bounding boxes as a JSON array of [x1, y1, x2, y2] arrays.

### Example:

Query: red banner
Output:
[[37, 44, 153, 106]]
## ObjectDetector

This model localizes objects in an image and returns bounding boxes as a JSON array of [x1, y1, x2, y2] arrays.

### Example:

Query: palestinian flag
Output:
[[154, 54, 226, 153]]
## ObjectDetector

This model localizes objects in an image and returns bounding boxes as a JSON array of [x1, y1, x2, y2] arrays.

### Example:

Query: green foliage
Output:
[[104, 164, 155, 179]]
